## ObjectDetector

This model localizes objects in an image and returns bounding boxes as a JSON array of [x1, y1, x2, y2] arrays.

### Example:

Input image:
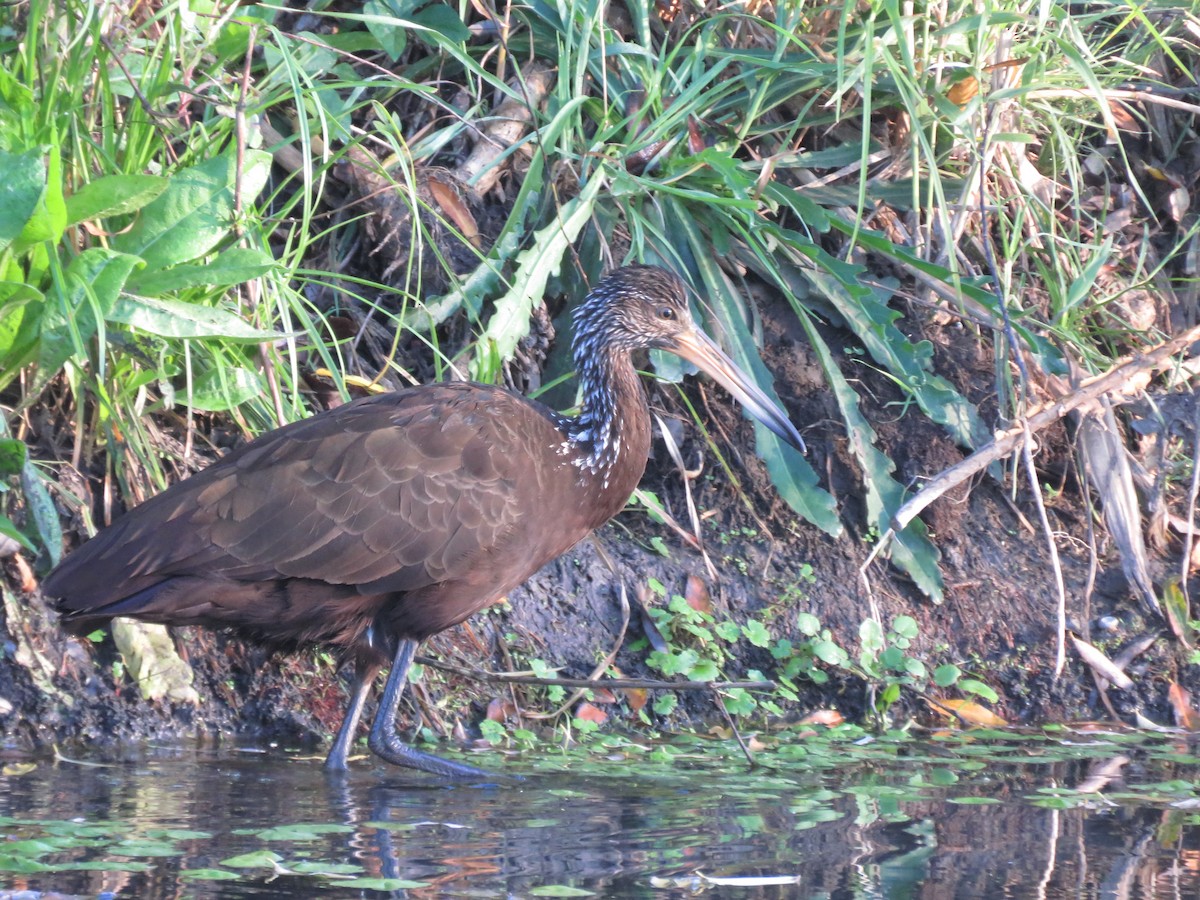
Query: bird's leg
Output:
[[367, 638, 493, 778], [324, 660, 380, 772]]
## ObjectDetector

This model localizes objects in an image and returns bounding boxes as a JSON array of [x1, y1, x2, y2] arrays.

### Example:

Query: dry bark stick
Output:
[[880, 324, 1200, 542]]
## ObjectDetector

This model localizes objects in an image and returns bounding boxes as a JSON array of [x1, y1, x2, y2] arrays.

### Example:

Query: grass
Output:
[[1, 0, 1198, 727]]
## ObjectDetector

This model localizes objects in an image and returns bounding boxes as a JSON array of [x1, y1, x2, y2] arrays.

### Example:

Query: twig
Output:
[[713, 689, 756, 769], [416, 656, 775, 692], [876, 325, 1200, 543]]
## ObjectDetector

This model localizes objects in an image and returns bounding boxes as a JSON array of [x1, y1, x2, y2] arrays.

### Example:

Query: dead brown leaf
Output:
[[684, 575, 711, 614], [575, 702, 607, 724], [926, 698, 1007, 727], [1168, 683, 1200, 731], [486, 697, 515, 722], [799, 709, 844, 726], [427, 175, 481, 248]]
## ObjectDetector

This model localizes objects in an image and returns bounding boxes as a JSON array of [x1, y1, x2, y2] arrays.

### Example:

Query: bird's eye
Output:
[[657, 306, 675, 320]]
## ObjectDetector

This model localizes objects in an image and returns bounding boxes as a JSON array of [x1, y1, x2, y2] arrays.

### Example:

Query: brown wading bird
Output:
[[44, 265, 805, 776]]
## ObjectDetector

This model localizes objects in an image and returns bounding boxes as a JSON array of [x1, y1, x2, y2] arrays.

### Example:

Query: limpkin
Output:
[[44, 265, 805, 776]]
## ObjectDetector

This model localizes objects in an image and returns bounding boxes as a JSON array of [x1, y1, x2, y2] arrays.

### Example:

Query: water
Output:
[[2, 731, 1199, 898]]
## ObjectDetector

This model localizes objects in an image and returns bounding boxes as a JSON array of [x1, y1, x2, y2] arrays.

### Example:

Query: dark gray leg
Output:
[[367, 638, 492, 778], [324, 661, 379, 772]]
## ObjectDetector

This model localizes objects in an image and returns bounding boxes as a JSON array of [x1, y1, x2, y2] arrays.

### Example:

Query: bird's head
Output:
[[573, 265, 806, 453]]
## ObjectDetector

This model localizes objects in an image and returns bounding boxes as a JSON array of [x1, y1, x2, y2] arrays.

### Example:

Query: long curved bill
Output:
[[667, 328, 807, 454]]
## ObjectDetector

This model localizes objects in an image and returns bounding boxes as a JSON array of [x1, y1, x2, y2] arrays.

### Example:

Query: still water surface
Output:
[[1, 731, 1198, 898]]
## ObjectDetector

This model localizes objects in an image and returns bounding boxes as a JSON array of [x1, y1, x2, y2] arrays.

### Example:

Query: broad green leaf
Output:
[[958, 678, 999, 703], [741, 619, 771, 647], [64, 174, 168, 225], [126, 248, 277, 294], [796, 612, 821, 635], [689, 658, 720, 681], [790, 297, 944, 601], [0, 149, 47, 253], [786, 237, 987, 449], [933, 664, 961, 686], [20, 463, 60, 566], [413, 3, 471, 41], [0, 290, 43, 384], [188, 365, 263, 411], [179, 869, 242, 881], [677, 211, 841, 535], [107, 294, 281, 342], [468, 174, 602, 381], [12, 147, 65, 251], [113, 149, 272, 272], [812, 640, 848, 665], [0, 439, 26, 476], [219, 851, 283, 868]]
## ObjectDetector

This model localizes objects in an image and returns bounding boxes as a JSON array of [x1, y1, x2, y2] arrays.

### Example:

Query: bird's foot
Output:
[[367, 730, 495, 779]]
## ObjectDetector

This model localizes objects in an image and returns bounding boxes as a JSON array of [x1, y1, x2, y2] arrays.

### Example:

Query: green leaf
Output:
[[958, 678, 998, 703], [33, 249, 141, 394], [715, 620, 742, 642], [362, 0, 409, 60], [0, 148, 47, 252], [179, 868, 242, 881], [933, 664, 961, 687], [892, 615, 919, 639], [113, 149, 272, 272], [0, 438, 27, 475], [413, 2, 471, 41], [676, 213, 841, 535], [741, 619, 771, 647], [64, 174, 168, 225], [0, 515, 35, 553], [12, 147, 66, 252], [0, 285, 45, 377], [187, 365, 264, 412], [796, 612, 821, 636], [812, 640, 847, 666], [20, 462, 61, 566], [468, 174, 602, 381], [689, 658, 720, 681], [107, 294, 281, 342], [859, 618, 884, 653], [219, 851, 283, 868], [126, 247, 276, 295], [789, 297, 944, 601]]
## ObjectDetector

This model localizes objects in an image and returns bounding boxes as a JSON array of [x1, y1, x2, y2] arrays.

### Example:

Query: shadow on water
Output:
[[2, 733, 1200, 898]]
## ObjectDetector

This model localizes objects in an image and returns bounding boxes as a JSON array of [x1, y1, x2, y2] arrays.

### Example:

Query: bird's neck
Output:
[[566, 346, 649, 487]]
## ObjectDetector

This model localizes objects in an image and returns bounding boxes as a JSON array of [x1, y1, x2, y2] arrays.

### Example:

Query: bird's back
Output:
[[45, 382, 624, 653]]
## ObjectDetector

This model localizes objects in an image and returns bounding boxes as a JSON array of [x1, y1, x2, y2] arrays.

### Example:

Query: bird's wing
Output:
[[47, 384, 566, 607]]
